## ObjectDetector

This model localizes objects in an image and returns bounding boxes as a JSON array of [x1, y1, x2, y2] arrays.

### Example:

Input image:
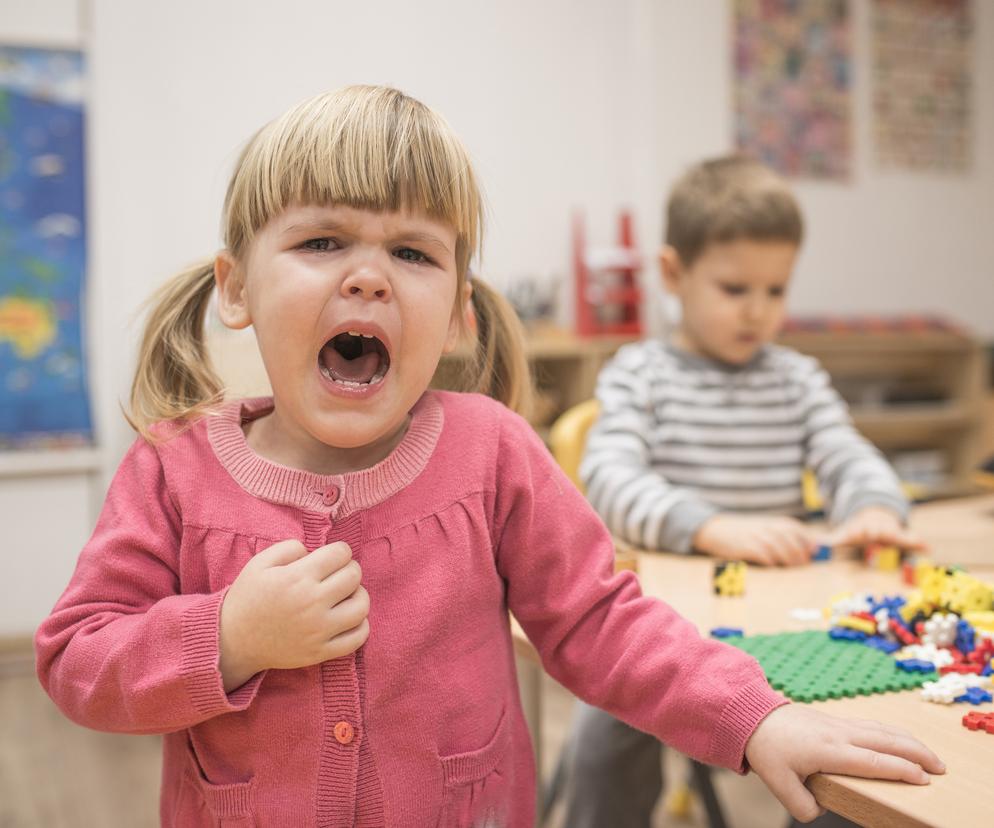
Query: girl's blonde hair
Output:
[[130, 85, 531, 437]]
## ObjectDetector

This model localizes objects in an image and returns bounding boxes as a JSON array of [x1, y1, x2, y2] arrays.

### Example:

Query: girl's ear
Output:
[[659, 245, 684, 295], [214, 251, 252, 330], [443, 280, 473, 353]]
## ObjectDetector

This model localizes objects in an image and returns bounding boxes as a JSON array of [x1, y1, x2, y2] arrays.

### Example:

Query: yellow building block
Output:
[[713, 561, 747, 597], [836, 616, 877, 635]]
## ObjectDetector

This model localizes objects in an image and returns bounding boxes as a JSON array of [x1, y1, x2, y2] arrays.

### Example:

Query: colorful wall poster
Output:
[[733, 0, 852, 180], [873, 0, 972, 172], [0, 45, 92, 449]]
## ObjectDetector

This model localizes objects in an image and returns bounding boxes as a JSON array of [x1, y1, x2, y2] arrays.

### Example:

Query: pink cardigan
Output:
[[36, 391, 786, 827]]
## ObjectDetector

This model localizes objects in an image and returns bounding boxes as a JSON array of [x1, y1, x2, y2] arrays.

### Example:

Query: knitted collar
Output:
[[207, 392, 443, 516]]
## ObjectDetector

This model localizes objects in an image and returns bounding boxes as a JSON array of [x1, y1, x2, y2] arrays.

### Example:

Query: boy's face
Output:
[[660, 239, 798, 366]]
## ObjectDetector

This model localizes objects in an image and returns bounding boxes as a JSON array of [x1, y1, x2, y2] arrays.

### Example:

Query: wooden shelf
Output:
[[779, 326, 989, 496]]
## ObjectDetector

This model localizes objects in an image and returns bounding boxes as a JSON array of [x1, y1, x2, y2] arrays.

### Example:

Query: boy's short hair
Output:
[[665, 155, 804, 266]]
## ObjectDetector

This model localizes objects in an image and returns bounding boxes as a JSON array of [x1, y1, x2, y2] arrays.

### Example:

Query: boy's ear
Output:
[[443, 280, 473, 353], [658, 245, 684, 294], [214, 251, 252, 330]]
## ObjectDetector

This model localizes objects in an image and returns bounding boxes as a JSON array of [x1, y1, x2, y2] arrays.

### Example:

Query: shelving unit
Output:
[[778, 324, 989, 496]]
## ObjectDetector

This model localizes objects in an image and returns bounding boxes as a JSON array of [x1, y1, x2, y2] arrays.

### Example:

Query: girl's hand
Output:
[[694, 514, 815, 566], [219, 540, 370, 691], [745, 705, 945, 823], [824, 506, 927, 552]]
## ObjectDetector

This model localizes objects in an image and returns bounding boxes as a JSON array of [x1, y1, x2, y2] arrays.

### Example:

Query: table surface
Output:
[[513, 494, 994, 828]]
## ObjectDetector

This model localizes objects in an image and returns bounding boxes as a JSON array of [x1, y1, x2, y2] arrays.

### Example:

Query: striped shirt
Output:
[[579, 340, 908, 554]]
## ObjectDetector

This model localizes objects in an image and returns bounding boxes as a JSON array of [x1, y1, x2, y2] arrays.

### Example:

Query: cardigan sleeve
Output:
[[491, 408, 788, 771], [35, 437, 264, 735]]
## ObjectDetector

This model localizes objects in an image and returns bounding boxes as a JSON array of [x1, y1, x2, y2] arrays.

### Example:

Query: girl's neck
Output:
[[244, 406, 411, 476]]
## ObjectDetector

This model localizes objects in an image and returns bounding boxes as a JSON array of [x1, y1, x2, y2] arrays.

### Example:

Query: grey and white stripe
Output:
[[579, 341, 907, 554]]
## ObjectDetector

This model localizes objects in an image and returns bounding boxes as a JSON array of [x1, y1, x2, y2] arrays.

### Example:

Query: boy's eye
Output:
[[769, 286, 785, 298], [720, 284, 747, 296], [301, 237, 339, 251], [394, 247, 430, 264]]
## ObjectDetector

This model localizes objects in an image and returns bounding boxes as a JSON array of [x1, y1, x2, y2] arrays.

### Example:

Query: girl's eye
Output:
[[301, 237, 339, 251], [769, 286, 785, 298], [394, 247, 430, 264], [721, 284, 747, 296]]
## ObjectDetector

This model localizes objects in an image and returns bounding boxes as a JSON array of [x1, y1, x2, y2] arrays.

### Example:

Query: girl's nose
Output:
[[341, 257, 391, 301]]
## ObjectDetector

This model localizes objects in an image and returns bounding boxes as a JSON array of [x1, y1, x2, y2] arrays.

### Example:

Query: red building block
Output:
[[962, 712, 994, 734]]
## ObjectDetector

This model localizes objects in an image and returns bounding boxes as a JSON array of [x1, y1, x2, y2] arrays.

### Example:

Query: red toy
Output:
[[962, 712, 994, 734]]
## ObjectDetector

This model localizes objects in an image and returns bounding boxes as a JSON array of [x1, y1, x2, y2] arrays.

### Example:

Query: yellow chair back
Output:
[[548, 399, 601, 492]]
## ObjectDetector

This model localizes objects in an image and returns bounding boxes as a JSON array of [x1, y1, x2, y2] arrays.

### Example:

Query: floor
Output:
[[2, 644, 789, 828]]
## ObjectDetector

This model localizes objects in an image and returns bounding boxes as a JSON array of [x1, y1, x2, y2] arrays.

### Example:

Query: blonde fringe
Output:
[[127, 260, 224, 438]]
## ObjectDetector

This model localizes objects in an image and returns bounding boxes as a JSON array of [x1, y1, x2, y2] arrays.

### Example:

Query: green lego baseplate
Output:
[[725, 630, 930, 702]]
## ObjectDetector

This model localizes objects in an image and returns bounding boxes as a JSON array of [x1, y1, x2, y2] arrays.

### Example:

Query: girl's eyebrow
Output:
[[280, 219, 348, 237], [398, 232, 452, 256]]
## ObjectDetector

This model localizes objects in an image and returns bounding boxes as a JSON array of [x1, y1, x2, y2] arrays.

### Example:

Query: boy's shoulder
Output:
[[758, 343, 825, 383], [608, 338, 681, 373]]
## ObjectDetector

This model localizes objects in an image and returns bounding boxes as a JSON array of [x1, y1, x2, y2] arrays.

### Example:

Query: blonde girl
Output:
[[36, 86, 942, 828]]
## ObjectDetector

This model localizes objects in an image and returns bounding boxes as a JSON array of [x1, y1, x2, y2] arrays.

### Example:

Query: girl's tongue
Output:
[[320, 336, 383, 384]]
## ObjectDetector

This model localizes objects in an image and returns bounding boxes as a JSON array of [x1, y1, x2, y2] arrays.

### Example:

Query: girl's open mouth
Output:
[[318, 331, 390, 388]]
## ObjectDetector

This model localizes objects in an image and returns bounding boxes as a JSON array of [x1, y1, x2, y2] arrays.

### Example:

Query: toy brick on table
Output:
[[713, 561, 746, 596]]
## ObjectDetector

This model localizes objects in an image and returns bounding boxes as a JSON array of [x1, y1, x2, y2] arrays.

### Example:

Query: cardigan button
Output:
[[321, 485, 340, 506], [333, 720, 354, 745]]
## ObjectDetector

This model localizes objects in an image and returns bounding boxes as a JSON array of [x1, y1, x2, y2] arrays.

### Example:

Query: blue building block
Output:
[[864, 636, 900, 654], [954, 687, 993, 705], [895, 659, 935, 673], [829, 627, 867, 641], [954, 619, 975, 655], [813, 544, 832, 562], [711, 627, 745, 639]]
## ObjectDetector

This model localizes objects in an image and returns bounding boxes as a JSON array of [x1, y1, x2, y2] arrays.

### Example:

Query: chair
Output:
[[541, 400, 727, 828]]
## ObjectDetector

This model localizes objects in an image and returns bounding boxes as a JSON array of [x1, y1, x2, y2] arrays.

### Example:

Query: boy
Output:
[[563, 155, 923, 827]]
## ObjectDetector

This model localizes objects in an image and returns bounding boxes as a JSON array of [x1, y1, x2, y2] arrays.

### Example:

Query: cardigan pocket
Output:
[[183, 733, 257, 828], [436, 707, 512, 828]]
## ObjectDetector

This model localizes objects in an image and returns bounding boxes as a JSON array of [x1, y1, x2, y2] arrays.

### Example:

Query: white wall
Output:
[[2, 0, 992, 635]]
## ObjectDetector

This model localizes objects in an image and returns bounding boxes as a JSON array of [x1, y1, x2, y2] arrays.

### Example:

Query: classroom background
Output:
[[1, 1, 993, 826]]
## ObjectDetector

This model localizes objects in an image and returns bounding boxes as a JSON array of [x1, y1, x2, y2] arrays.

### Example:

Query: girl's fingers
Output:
[[849, 727, 945, 774], [827, 746, 930, 784], [761, 769, 824, 823]]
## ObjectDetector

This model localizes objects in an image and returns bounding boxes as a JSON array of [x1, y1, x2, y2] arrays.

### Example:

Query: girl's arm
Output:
[[492, 408, 783, 771], [491, 408, 942, 814], [35, 439, 264, 734]]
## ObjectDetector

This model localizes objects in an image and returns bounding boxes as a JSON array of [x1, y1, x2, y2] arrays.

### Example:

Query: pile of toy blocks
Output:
[[825, 561, 994, 711]]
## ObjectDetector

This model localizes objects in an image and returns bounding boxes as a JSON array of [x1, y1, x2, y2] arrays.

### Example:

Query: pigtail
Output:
[[465, 277, 533, 421], [127, 259, 224, 439]]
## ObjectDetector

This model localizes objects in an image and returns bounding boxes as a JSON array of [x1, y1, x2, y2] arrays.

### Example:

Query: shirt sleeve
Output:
[[34, 437, 265, 735], [799, 360, 909, 525], [579, 347, 718, 553], [491, 408, 788, 772]]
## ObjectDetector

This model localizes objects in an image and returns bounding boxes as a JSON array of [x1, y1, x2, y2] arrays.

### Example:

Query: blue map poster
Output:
[[0, 46, 92, 449]]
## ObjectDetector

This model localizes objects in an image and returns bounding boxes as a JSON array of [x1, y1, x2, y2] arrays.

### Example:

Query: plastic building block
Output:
[[896, 659, 936, 673], [713, 561, 746, 597], [962, 712, 994, 734], [874, 546, 901, 572], [954, 619, 976, 655], [954, 686, 992, 705], [864, 636, 901, 654], [710, 627, 744, 639], [836, 615, 877, 635], [921, 673, 991, 704], [922, 612, 958, 647], [830, 627, 867, 641], [813, 544, 832, 562], [789, 607, 823, 622], [726, 631, 930, 702]]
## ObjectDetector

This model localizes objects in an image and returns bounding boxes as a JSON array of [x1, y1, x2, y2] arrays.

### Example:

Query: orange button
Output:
[[333, 720, 354, 745]]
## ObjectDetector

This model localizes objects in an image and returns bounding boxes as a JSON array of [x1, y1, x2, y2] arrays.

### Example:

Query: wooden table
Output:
[[513, 494, 994, 827]]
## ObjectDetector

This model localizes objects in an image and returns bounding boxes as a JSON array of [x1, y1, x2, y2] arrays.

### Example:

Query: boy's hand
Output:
[[825, 506, 927, 552], [694, 514, 815, 566], [745, 705, 944, 823], [219, 540, 370, 691]]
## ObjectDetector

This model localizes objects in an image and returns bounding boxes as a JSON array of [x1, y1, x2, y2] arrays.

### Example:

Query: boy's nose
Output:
[[341, 257, 391, 301]]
